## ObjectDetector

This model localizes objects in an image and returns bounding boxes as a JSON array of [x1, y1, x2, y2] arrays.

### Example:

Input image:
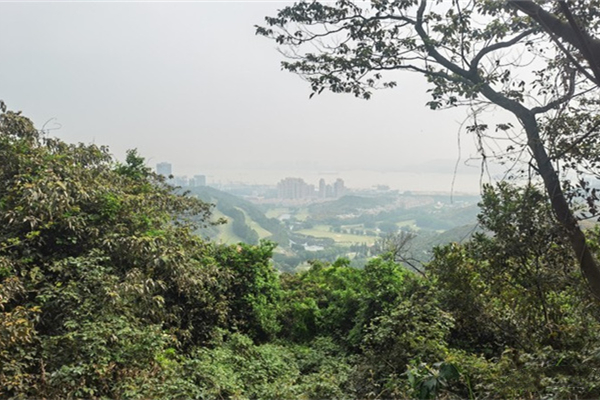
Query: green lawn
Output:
[[240, 209, 272, 239], [218, 223, 245, 244], [265, 207, 310, 221], [296, 224, 377, 246], [294, 208, 310, 221], [396, 219, 418, 229], [265, 207, 289, 219], [210, 209, 244, 244]]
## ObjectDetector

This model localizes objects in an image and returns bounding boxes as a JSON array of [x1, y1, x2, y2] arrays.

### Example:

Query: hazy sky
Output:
[[0, 1, 498, 192]]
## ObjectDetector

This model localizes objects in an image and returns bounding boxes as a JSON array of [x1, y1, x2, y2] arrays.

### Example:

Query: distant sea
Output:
[[200, 169, 499, 195]]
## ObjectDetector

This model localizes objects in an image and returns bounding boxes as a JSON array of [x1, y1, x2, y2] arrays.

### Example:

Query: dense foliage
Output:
[[0, 110, 282, 398], [3, 108, 600, 398]]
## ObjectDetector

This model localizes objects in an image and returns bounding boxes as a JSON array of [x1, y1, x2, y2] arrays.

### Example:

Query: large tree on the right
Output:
[[258, 0, 600, 298]]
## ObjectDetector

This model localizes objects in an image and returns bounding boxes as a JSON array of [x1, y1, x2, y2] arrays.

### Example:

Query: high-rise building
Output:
[[156, 162, 172, 177], [334, 178, 346, 198], [276, 177, 346, 200], [277, 177, 314, 199], [172, 176, 188, 187], [319, 178, 326, 198], [191, 174, 206, 187]]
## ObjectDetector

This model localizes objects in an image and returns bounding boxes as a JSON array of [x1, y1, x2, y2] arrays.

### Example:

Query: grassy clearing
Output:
[[265, 207, 289, 219], [217, 222, 245, 244], [342, 223, 364, 229], [210, 209, 244, 244], [296, 225, 377, 246], [265, 207, 310, 221], [240, 209, 272, 239], [397, 219, 418, 229], [294, 208, 310, 221]]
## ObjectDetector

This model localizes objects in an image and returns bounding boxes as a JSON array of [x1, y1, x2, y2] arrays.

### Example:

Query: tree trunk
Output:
[[520, 112, 600, 299], [458, 70, 600, 298]]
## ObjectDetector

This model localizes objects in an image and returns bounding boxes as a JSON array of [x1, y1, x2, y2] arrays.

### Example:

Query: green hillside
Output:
[[187, 186, 289, 246]]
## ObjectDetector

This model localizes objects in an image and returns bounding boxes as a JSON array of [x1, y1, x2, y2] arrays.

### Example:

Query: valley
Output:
[[188, 185, 481, 272]]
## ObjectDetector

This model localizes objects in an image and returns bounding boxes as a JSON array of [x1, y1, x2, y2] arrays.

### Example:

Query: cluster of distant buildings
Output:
[[155, 162, 348, 200], [277, 177, 346, 200], [156, 162, 206, 187]]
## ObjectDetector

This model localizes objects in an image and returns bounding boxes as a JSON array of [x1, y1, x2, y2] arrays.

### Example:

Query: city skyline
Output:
[[154, 158, 490, 194]]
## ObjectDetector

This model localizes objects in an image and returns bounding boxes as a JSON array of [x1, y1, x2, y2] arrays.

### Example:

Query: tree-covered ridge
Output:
[[3, 108, 600, 398]]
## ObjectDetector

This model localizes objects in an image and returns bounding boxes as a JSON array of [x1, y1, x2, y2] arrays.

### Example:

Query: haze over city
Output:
[[0, 1, 506, 193]]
